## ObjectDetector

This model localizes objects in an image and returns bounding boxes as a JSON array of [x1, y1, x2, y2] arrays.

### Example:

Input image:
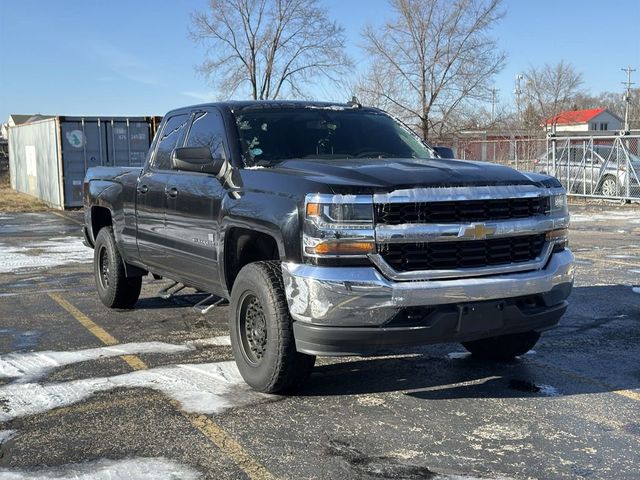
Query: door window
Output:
[[185, 110, 227, 159], [153, 114, 189, 170]]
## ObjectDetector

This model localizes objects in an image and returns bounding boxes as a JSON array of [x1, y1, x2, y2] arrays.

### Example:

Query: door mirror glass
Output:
[[433, 146, 455, 159], [171, 147, 224, 175]]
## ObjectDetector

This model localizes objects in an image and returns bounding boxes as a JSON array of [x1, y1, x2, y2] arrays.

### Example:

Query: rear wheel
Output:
[[462, 331, 541, 361], [229, 261, 315, 393], [94, 227, 142, 309]]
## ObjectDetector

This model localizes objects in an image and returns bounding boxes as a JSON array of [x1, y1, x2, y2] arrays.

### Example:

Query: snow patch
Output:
[[0, 361, 269, 422], [186, 336, 231, 348], [537, 384, 561, 396], [0, 457, 200, 480], [632, 287, 640, 295], [570, 210, 640, 223], [0, 237, 93, 273], [0, 341, 193, 382], [0, 430, 17, 444], [446, 352, 470, 359]]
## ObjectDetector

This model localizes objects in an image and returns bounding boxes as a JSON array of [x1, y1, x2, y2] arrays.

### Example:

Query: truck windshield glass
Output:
[[233, 108, 435, 166]]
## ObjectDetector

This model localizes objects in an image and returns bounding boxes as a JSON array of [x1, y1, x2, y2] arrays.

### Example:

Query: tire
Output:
[[94, 226, 142, 309], [229, 261, 315, 393], [461, 331, 541, 361], [599, 176, 620, 197]]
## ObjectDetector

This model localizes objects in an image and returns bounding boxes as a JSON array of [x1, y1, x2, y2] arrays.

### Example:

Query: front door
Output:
[[136, 113, 189, 271], [164, 108, 229, 293]]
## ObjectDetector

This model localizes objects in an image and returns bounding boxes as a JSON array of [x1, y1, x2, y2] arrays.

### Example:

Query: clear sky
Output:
[[1, 0, 639, 122]]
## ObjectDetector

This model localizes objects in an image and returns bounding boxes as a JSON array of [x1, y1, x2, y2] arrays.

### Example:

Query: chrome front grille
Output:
[[378, 234, 546, 272], [374, 196, 550, 225]]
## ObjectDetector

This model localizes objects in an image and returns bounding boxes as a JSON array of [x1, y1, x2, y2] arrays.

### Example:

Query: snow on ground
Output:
[[633, 287, 640, 295], [0, 430, 17, 444], [0, 341, 198, 382], [569, 209, 640, 223], [0, 361, 269, 422], [0, 457, 201, 480], [0, 237, 93, 273]]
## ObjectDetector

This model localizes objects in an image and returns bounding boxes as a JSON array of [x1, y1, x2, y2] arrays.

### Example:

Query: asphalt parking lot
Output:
[[0, 205, 639, 480]]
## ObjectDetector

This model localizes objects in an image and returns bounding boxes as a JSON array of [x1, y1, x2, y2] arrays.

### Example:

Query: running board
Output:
[[193, 294, 229, 315], [157, 281, 186, 300]]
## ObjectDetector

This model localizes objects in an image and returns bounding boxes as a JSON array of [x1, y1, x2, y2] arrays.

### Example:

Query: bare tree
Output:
[[191, 0, 351, 100], [523, 60, 584, 127], [356, 0, 506, 140]]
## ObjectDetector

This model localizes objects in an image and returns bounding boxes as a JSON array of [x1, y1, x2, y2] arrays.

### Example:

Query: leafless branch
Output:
[[356, 0, 506, 140], [190, 0, 352, 100]]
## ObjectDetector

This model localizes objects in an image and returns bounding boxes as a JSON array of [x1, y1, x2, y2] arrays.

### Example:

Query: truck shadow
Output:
[[299, 284, 640, 400]]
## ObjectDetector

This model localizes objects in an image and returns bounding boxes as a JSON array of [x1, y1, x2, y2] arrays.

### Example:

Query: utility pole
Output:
[[514, 74, 523, 124], [490, 88, 498, 123], [622, 66, 636, 132]]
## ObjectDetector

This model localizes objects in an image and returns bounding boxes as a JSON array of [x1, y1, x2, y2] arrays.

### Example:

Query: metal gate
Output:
[[540, 135, 640, 201]]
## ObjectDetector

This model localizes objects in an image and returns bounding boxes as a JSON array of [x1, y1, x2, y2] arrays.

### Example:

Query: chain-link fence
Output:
[[454, 134, 640, 201], [457, 137, 547, 172]]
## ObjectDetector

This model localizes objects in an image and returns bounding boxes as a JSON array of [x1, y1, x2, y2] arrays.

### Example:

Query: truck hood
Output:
[[263, 157, 539, 192]]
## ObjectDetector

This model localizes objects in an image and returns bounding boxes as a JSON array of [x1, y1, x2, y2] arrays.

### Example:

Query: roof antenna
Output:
[[347, 96, 361, 108]]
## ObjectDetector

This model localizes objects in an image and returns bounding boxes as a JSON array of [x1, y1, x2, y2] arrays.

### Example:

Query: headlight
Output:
[[304, 194, 375, 258], [549, 193, 567, 215], [306, 202, 373, 228]]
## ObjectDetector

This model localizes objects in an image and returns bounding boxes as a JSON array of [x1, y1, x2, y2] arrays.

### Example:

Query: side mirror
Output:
[[171, 147, 225, 175], [433, 146, 455, 159]]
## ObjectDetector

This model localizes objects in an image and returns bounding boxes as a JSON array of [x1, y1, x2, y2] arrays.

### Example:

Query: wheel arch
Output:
[[221, 223, 284, 295]]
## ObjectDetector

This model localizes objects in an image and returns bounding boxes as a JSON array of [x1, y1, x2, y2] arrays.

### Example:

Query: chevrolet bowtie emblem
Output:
[[458, 223, 497, 240]]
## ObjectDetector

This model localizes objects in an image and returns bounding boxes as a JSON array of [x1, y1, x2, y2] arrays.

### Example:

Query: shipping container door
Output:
[[106, 120, 151, 167], [60, 120, 108, 207]]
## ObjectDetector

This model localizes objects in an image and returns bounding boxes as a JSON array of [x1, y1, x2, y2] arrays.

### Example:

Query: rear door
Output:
[[136, 113, 189, 270], [163, 108, 229, 292]]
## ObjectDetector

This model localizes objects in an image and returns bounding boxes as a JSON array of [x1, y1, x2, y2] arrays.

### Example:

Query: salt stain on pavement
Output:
[[0, 361, 270, 422], [0, 457, 201, 480], [0, 237, 92, 273]]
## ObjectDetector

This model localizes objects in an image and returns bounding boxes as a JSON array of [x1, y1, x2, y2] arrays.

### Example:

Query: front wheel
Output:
[[229, 261, 315, 393], [462, 331, 541, 361], [94, 227, 142, 309]]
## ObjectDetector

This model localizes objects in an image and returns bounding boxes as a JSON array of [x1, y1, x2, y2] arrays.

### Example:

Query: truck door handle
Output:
[[138, 184, 149, 194], [166, 187, 179, 198]]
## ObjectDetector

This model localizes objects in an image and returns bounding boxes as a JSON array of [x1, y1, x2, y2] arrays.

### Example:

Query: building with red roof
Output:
[[544, 108, 622, 132]]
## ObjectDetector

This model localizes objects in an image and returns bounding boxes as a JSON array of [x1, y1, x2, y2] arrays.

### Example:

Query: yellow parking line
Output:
[[47, 292, 275, 480], [48, 293, 144, 370], [528, 359, 639, 403], [615, 390, 640, 402]]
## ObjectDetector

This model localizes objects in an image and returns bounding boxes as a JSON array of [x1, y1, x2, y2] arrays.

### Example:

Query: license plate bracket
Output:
[[456, 301, 505, 334]]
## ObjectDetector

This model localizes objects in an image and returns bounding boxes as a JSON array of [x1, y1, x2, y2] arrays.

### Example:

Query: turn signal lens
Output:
[[306, 203, 321, 217], [306, 241, 375, 256], [546, 228, 569, 252]]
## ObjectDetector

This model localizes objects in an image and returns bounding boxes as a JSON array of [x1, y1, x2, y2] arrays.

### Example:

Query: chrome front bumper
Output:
[[282, 249, 575, 327]]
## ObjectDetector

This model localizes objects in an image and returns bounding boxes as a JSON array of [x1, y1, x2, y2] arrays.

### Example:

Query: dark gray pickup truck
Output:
[[83, 101, 574, 392]]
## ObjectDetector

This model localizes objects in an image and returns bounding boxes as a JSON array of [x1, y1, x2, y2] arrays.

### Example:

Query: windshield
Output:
[[233, 107, 435, 167]]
